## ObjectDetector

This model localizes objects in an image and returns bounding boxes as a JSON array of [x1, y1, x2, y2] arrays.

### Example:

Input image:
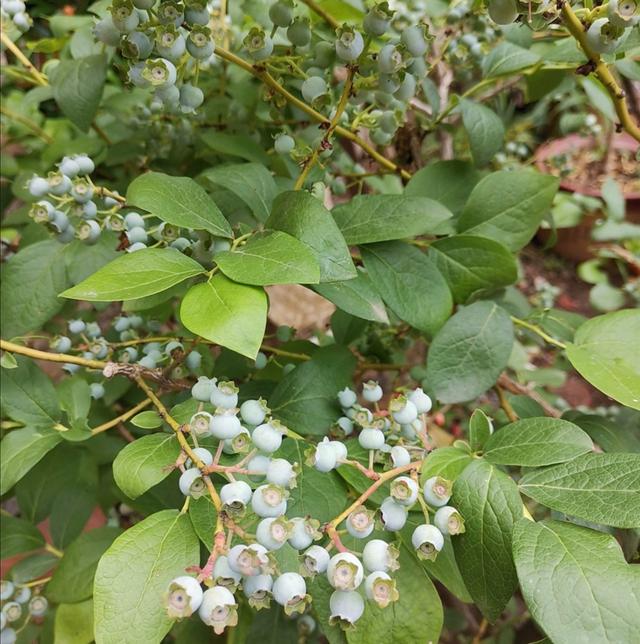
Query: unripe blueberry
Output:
[[123, 211, 145, 230], [211, 380, 238, 409], [243, 573, 273, 609], [287, 17, 311, 47], [2, 0, 26, 15], [390, 396, 418, 425], [2, 602, 21, 623], [0, 581, 14, 600], [110, 0, 140, 32], [165, 576, 203, 618], [244, 27, 273, 60], [434, 506, 465, 535], [189, 411, 214, 438], [329, 590, 364, 628], [411, 524, 444, 561], [288, 516, 321, 550], [122, 29, 154, 59], [274, 133, 295, 155], [362, 380, 383, 403], [379, 496, 408, 531], [346, 505, 375, 538], [210, 411, 242, 440], [90, 382, 105, 400], [51, 335, 72, 353], [58, 156, 80, 178], [157, 0, 184, 25], [179, 83, 204, 113], [335, 25, 364, 62], [364, 571, 398, 607], [401, 24, 428, 56], [269, 0, 294, 27], [185, 350, 202, 371], [608, 0, 640, 27], [390, 445, 411, 468], [334, 416, 354, 438], [408, 387, 432, 414], [266, 458, 298, 488], [155, 27, 186, 62], [314, 40, 335, 66], [142, 58, 177, 87], [362, 539, 399, 573], [390, 476, 419, 507], [94, 15, 122, 46], [301, 75, 327, 103], [191, 376, 217, 402], [188, 447, 214, 468], [187, 25, 215, 58], [247, 453, 271, 476], [185, 0, 209, 25], [252, 421, 286, 453], [0, 628, 17, 644], [300, 545, 331, 577], [363, 2, 393, 35], [220, 480, 252, 512], [252, 484, 288, 517], [358, 427, 385, 451], [47, 171, 72, 196], [422, 476, 452, 507], [198, 586, 238, 634], [352, 405, 373, 425], [179, 468, 206, 498], [125, 226, 147, 245], [272, 572, 310, 615], [487, 0, 518, 24], [338, 387, 357, 408], [257, 516, 293, 550], [227, 543, 271, 576], [377, 44, 404, 75], [585, 18, 622, 54], [377, 73, 400, 95], [327, 552, 364, 591], [27, 176, 50, 197], [311, 437, 338, 472], [240, 398, 269, 426], [212, 555, 242, 590], [73, 154, 95, 175]]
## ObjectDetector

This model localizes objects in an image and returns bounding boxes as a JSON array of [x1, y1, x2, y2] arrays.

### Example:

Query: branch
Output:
[[510, 317, 567, 350], [299, 0, 340, 29], [497, 373, 563, 418], [0, 30, 48, 86], [90, 398, 153, 435]]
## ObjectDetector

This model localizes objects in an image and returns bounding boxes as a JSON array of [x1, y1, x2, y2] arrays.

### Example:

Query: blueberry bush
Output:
[[1, 0, 639, 642]]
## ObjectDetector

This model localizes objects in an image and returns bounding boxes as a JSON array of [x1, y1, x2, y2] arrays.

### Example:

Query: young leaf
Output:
[[180, 274, 267, 359], [513, 519, 640, 644], [126, 172, 232, 238], [519, 452, 640, 528], [457, 171, 559, 251], [419, 446, 473, 485], [460, 98, 505, 167], [483, 417, 593, 466], [452, 459, 523, 622], [55, 599, 95, 644], [94, 510, 199, 644], [429, 235, 518, 304], [131, 411, 162, 429], [482, 42, 540, 78], [113, 433, 180, 500], [469, 409, 494, 451], [61, 249, 205, 302], [426, 301, 514, 403], [214, 231, 321, 285], [361, 241, 453, 337], [566, 309, 640, 410], [332, 195, 452, 244], [266, 191, 357, 282]]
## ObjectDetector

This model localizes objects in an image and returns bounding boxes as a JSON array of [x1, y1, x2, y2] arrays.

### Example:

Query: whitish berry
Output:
[[190, 411, 214, 438], [423, 476, 452, 507], [0, 581, 14, 601], [585, 18, 622, 54], [287, 17, 311, 47], [191, 376, 217, 402], [243, 573, 273, 610], [73, 154, 95, 175], [220, 480, 252, 512], [327, 552, 364, 591], [185, 0, 209, 25], [12, 587, 30, 604], [251, 484, 288, 517], [390, 396, 418, 425], [300, 545, 330, 577], [338, 387, 357, 408], [269, 0, 294, 27], [411, 524, 444, 561], [362, 380, 383, 402], [185, 350, 202, 371], [390, 476, 419, 507], [274, 133, 295, 155], [223, 427, 251, 454], [329, 440, 348, 462], [227, 544, 271, 576], [187, 25, 215, 58], [401, 24, 428, 56], [142, 58, 177, 87], [434, 506, 465, 535], [211, 380, 239, 409], [272, 572, 310, 615], [363, 2, 393, 35], [198, 586, 238, 634], [408, 387, 432, 413], [344, 505, 374, 539], [212, 556, 242, 590], [364, 571, 398, 607], [165, 576, 203, 618], [58, 156, 80, 177], [335, 416, 354, 437], [90, 382, 105, 400], [252, 420, 286, 453], [243, 27, 273, 60], [379, 497, 408, 531], [358, 427, 385, 451], [210, 410, 242, 440], [329, 590, 364, 628], [311, 438, 338, 472], [247, 453, 271, 476], [266, 458, 298, 488], [288, 516, 321, 550], [179, 468, 206, 498], [2, 602, 21, 622], [335, 25, 364, 62], [362, 539, 399, 573], [487, 0, 518, 24], [188, 447, 214, 468], [256, 516, 293, 550], [302, 76, 327, 103], [0, 628, 17, 644], [390, 445, 411, 468], [608, 0, 640, 27]]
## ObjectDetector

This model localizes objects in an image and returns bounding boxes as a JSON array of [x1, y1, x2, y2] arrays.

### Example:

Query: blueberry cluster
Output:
[[0, 581, 48, 644], [164, 377, 463, 634], [0, 0, 31, 32]]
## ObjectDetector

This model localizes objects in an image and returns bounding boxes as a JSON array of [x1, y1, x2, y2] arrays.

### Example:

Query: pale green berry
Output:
[[326, 552, 364, 591], [198, 586, 238, 635], [165, 576, 203, 619], [434, 506, 465, 535], [364, 571, 398, 608]]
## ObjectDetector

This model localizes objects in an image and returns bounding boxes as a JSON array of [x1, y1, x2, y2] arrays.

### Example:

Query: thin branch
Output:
[[299, 0, 340, 29], [511, 316, 567, 350], [0, 30, 48, 86], [90, 398, 153, 435]]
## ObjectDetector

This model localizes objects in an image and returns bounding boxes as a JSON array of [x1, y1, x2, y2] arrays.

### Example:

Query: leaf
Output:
[[266, 191, 357, 282], [452, 459, 523, 622], [55, 599, 94, 644], [469, 409, 493, 451], [58, 376, 91, 426], [314, 270, 389, 323], [0, 240, 68, 339], [50, 487, 96, 549], [482, 42, 540, 77], [200, 163, 277, 222], [94, 510, 199, 644], [0, 515, 45, 557], [460, 99, 505, 167], [426, 301, 514, 403], [61, 249, 205, 302], [420, 446, 473, 485], [180, 274, 267, 359], [483, 418, 593, 466], [457, 171, 559, 251], [404, 160, 482, 215], [113, 433, 181, 500], [346, 546, 443, 644], [361, 242, 452, 337], [189, 495, 218, 549], [332, 195, 452, 244], [50, 54, 107, 131], [200, 131, 270, 164], [214, 231, 320, 285], [566, 412, 640, 453], [10, 552, 58, 585], [126, 172, 232, 238], [0, 428, 62, 494], [64, 233, 120, 285], [269, 345, 357, 436], [130, 411, 162, 429], [48, 527, 122, 603], [566, 310, 640, 410], [513, 519, 640, 644], [519, 452, 640, 528], [429, 235, 518, 304]]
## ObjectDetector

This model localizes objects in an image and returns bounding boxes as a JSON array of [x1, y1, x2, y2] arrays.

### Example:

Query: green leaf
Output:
[[200, 163, 277, 222], [94, 510, 199, 644], [269, 345, 357, 436], [429, 235, 518, 304], [332, 195, 452, 244], [55, 599, 94, 644], [457, 171, 559, 251], [314, 270, 389, 323], [420, 446, 473, 485], [566, 309, 640, 410], [482, 42, 540, 77], [180, 274, 267, 359], [0, 240, 68, 339], [61, 249, 205, 302], [404, 160, 482, 215], [0, 352, 18, 369], [513, 519, 640, 644], [49, 486, 96, 549], [452, 459, 523, 622], [0, 428, 62, 494], [460, 99, 505, 167], [58, 376, 91, 426], [10, 552, 58, 585], [566, 412, 640, 453], [484, 418, 593, 466], [0, 515, 45, 557], [266, 191, 357, 282], [361, 242, 452, 337], [113, 433, 181, 499], [519, 452, 640, 528], [346, 546, 443, 644], [48, 527, 122, 604], [130, 411, 162, 429], [200, 131, 270, 164], [469, 409, 494, 451], [64, 233, 120, 285], [50, 54, 107, 131], [126, 172, 232, 238], [214, 231, 320, 285], [426, 301, 514, 403], [189, 495, 218, 549]]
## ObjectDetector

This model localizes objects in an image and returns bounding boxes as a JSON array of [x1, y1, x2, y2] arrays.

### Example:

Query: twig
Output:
[[495, 384, 518, 423], [511, 316, 567, 350], [0, 30, 47, 86], [299, 0, 340, 29], [498, 374, 563, 418], [90, 398, 153, 435], [0, 105, 53, 143]]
